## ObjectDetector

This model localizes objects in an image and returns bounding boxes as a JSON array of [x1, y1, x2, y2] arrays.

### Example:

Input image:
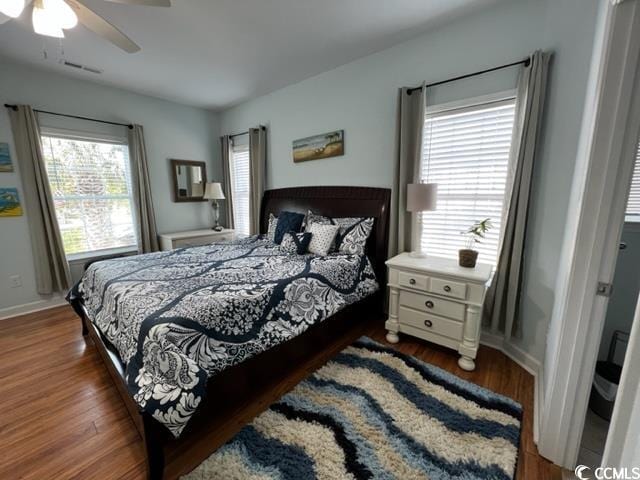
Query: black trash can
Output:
[[589, 360, 622, 421]]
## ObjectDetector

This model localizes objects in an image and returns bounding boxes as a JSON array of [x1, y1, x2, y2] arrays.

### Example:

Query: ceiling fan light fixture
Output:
[[0, 0, 25, 18], [32, 1, 65, 38], [43, 0, 77, 29]]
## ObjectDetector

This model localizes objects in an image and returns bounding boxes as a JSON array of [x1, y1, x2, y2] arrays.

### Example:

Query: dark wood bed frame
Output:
[[71, 186, 391, 479]]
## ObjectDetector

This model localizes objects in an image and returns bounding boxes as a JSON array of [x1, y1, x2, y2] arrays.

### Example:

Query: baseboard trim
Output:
[[0, 295, 67, 320], [481, 330, 543, 445]]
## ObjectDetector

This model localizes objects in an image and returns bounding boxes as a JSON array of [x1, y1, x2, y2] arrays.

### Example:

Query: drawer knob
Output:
[[409, 278, 416, 285], [424, 319, 433, 328], [443, 285, 451, 292], [425, 300, 434, 309]]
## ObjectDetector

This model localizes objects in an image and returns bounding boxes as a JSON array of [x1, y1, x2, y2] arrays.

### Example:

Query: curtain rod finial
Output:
[[4, 104, 18, 111]]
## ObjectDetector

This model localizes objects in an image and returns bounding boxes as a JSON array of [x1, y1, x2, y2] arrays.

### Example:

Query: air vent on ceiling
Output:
[[59, 59, 104, 75]]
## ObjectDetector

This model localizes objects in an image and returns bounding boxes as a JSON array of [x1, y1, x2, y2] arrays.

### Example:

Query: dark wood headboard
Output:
[[260, 186, 391, 285]]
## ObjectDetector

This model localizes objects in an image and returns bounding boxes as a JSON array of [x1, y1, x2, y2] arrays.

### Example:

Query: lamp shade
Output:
[[203, 182, 225, 200], [406, 183, 437, 212]]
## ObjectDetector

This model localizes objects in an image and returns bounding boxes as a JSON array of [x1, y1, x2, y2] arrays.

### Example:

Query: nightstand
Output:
[[385, 253, 493, 371], [158, 228, 235, 251]]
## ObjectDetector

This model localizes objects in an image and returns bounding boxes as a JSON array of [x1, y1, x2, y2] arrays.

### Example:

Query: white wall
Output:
[[219, 0, 600, 361], [0, 58, 220, 312]]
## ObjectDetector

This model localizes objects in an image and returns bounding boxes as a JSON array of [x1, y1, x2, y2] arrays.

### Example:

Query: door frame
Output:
[[539, 0, 640, 468], [602, 295, 640, 468]]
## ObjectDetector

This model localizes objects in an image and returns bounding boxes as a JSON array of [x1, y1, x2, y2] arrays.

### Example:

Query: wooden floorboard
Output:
[[0, 305, 560, 479]]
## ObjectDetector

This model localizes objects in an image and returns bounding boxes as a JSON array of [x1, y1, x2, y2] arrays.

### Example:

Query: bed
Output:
[[68, 185, 391, 479]]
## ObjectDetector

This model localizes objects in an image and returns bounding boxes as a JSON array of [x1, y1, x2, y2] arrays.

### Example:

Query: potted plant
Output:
[[459, 218, 492, 268]]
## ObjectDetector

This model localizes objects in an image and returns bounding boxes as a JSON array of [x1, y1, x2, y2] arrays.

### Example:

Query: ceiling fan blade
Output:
[[66, 0, 141, 53], [0, 0, 33, 23], [104, 0, 170, 6]]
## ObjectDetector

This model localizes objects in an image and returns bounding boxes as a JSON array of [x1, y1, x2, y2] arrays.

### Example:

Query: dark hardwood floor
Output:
[[0, 305, 561, 479]]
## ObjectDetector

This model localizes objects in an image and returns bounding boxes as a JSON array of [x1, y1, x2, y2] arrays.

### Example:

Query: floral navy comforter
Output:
[[69, 236, 379, 437]]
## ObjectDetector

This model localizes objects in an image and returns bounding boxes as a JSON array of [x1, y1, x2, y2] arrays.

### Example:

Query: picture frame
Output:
[[0, 188, 23, 217], [0, 143, 13, 172], [293, 130, 344, 163]]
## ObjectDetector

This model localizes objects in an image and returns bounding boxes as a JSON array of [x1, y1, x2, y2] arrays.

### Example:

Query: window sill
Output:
[[67, 246, 138, 264]]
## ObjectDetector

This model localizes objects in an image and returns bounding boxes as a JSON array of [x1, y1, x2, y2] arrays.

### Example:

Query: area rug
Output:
[[183, 337, 522, 480]]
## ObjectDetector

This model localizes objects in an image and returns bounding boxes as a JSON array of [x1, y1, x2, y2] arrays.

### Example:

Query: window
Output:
[[230, 141, 250, 236], [626, 141, 640, 219], [41, 133, 137, 258], [419, 95, 517, 266]]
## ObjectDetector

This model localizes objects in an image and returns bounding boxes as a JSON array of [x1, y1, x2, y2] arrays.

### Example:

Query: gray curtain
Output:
[[485, 50, 551, 339], [248, 126, 267, 235], [390, 84, 426, 256], [128, 125, 159, 253], [220, 135, 234, 229], [9, 105, 71, 294]]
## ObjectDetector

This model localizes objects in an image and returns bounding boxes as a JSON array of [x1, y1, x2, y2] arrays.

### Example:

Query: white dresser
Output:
[[385, 253, 492, 371], [158, 228, 235, 251]]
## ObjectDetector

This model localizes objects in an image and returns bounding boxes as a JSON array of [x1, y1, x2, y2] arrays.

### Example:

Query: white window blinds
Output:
[[231, 142, 250, 236], [419, 98, 517, 266], [41, 134, 137, 257], [626, 141, 640, 217]]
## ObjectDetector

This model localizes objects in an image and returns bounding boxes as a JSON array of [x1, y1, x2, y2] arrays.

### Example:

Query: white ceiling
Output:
[[0, 0, 501, 110]]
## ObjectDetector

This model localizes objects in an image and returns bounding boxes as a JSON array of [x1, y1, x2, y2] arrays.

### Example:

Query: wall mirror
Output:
[[171, 159, 207, 202]]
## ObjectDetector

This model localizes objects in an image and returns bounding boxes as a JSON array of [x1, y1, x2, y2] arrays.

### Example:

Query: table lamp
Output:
[[407, 182, 437, 257], [203, 182, 225, 231]]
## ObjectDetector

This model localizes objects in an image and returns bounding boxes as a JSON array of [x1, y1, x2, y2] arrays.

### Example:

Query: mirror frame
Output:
[[170, 159, 208, 203]]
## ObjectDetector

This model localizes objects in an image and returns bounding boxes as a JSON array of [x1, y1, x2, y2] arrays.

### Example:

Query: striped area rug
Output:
[[183, 337, 522, 480]]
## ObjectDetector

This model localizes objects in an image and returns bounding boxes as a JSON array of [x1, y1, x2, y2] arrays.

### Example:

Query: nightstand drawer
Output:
[[399, 290, 465, 321], [173, 236, 213, 248], [398, 271, 429, 291], [399, 306, 463, 341], [429, 278, 467, 300], [174, 238, 203, 248], [172, 240, 191, 248]]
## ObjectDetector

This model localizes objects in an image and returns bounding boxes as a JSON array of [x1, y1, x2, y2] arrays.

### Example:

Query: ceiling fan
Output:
[[0, 0, 170, 53]]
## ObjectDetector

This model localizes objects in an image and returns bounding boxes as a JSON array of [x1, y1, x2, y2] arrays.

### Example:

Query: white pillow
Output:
[[307, 223, 339, 256]]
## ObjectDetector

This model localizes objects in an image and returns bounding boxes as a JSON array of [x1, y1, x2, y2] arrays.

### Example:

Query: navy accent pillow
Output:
[[274, 211, 305, 244], [279, 232, 313, 254]]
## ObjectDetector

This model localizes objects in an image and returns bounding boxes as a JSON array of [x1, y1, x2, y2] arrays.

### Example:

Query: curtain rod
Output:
[[406, 57, 530, 95], [4, 104, 134, 129], [227, 125, 266, 139]]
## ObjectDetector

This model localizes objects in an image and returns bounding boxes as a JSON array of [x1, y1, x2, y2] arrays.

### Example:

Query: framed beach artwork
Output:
[[0, 143, 13, 172], [293, 130, 344, 163], [0, 188, 23, 217]]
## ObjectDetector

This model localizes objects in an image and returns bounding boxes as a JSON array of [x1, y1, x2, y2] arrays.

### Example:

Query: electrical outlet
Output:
[[9, 275, 22, 288]]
